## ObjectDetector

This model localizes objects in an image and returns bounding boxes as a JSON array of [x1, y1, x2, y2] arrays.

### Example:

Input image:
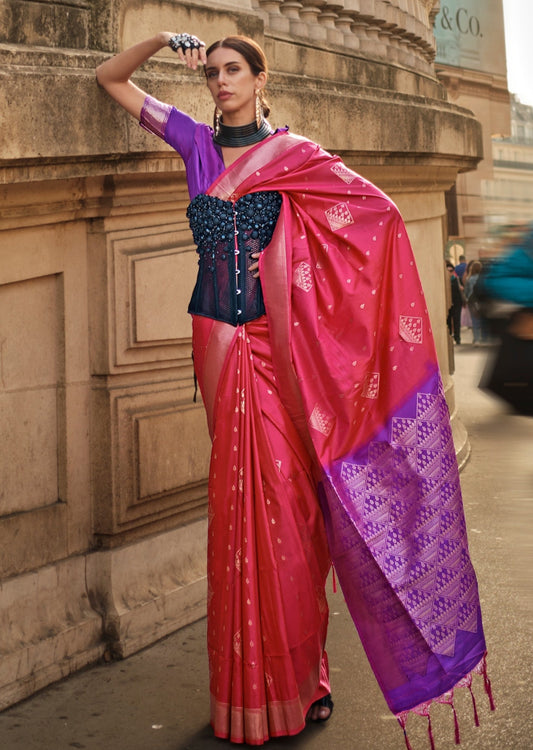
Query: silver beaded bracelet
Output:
[[168, 33, 205, 53]]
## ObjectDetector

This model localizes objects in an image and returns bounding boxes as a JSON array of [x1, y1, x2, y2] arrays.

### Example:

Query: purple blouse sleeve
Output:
[[140, 95, 196, 161], [139, 97, 171, 138], [139, 95, 225, 199]]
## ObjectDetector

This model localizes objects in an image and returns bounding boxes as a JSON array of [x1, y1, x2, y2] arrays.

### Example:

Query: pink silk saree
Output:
[[193, 132, 492, 746]]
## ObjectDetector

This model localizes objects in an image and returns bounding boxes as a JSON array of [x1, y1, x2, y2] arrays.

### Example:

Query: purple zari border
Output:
[[139, 96, 172, 139], [319, 367, 486, 714]]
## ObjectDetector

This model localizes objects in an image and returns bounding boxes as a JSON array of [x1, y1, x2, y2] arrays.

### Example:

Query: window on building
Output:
[[445, 184, 459, 237]]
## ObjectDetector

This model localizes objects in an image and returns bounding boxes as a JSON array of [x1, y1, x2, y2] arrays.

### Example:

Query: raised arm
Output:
[[96, 32, 207, 120]]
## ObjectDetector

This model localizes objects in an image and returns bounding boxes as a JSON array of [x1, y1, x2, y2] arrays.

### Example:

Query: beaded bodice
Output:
[[187, 191, 283, 326]]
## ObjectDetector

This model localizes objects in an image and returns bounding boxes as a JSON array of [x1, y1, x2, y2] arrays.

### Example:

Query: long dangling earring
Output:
[[213, 106, 222, 136], [255, 90, 263, 128]]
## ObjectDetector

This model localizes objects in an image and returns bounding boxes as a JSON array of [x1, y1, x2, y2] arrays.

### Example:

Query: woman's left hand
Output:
[[249, 253, 260, 279]]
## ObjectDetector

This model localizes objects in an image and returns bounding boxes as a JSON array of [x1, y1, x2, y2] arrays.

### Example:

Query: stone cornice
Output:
[[0, 155, 478, 233], [1, 40, 481, 178], [436, 64, 510, 104]]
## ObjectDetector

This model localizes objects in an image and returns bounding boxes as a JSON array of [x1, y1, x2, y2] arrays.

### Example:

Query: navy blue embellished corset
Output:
[[187, 191, 282, 326]]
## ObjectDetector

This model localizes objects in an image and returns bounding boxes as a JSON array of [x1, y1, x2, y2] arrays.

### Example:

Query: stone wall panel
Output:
[[86, 520, 207, 659], [91, 377, 210, 541], [108, 225, 197, 369], [135, 403, 210, 501], [0, 220, 91, 578], [0, 274, 62, 514], [0, 503, 68, 580]]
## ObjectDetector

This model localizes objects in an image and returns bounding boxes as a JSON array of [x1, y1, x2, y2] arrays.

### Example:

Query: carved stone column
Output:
[[318, 3, 345, 45], [280, 1, 308, 36], [335, 11, 360, 51], [255, 0, 290, 32], [300, 0, 328, 40]]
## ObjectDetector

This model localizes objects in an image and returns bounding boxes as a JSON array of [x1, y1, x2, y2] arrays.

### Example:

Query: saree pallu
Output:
[[198, 131, 492, 745], [192, 315, 331, 745]]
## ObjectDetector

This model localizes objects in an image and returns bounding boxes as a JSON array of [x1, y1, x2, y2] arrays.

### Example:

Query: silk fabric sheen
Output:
[[194, 132, 487, 743]]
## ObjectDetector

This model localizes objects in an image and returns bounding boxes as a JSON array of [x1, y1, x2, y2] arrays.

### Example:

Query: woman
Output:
[[96, 32, 491, 747]]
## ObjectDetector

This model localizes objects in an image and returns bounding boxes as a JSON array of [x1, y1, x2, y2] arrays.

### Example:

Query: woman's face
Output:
[[205, 46, 266, 125]]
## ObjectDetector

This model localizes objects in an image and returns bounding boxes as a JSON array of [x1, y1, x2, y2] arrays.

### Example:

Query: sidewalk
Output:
[[1, 344, 532, 750]]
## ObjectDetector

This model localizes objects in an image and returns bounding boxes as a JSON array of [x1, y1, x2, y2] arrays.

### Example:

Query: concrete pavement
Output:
[[1, 344, 532, 750]]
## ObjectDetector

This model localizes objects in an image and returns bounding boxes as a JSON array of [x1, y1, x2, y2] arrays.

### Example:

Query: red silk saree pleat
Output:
[[192, 315, 331, 745]]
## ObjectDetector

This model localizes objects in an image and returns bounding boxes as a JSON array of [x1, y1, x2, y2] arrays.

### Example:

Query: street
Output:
[[1, 344, 532, 750]]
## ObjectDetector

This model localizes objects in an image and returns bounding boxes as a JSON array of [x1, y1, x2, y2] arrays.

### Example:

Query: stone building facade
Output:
[[0, 0, 481, 709], [433, 0, 511, 259], [486, 96, 533, 240]]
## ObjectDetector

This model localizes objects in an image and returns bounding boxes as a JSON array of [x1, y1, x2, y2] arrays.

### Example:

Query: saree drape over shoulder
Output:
[[140, 99, 490, 746], [197, 132, 490, 745]]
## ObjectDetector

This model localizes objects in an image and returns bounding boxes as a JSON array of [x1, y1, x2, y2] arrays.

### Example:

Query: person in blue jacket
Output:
[[483, 224, 533, 308], [481, 223, 533, 414]]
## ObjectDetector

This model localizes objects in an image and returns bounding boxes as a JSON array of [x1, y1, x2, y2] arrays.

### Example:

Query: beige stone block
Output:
[[89, 214, 199, 375], [63, 382, 93, 553], [0, 503, 68, 579], [0, 274, 62, 390], [0, 0, 89, 48], [86, 520, 207, 657], [0, 389, 59, 514], [0, 555, 103, 710], [0, 62, 114, 161], [0, 274, 63, 514], [92, 376, 210, 537], [133, 251, 195, 343], [112, 382, 210, 521], [0, 220, 92, 564], [137, 405, 210, 499], [121, 0, 259, 53]]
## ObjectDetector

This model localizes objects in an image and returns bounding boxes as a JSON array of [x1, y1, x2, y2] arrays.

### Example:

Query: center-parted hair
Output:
[[205, 36, 271, 118]]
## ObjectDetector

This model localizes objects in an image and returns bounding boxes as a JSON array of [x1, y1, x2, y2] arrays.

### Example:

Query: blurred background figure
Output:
[[484, 223, 533, 311], [464, 260, 490, 344], [480, 223, 533, 415], [446, 261, 464, 344], [454, 254, 467, 284], [459, 259, 473, 331]]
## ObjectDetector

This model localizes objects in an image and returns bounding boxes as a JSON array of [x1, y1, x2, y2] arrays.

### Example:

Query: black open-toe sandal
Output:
[[308, 693, 334, 722]]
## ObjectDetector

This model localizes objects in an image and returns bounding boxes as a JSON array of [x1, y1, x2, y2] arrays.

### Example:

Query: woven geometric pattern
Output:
[[362, 372, 380, 399], [294, 261, 314, 292], [309, 403, 334, 436], [331, 162, 357, 184], [400, 315, 424, 344], [337, 388, 478, 669], [325, 202, 355, 231]]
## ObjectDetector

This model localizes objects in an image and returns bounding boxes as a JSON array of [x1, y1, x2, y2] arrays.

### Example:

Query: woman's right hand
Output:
[[167, 32, 207, 70]]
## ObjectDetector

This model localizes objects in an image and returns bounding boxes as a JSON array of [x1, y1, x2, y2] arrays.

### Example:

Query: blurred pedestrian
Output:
[[460, 259, 475, 329], [484, 226, 533, 309], [454, 253, 467, 283], [464, 260, 489, 344], [481, 225, 533, 414], [446, 261, 464, 344]]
